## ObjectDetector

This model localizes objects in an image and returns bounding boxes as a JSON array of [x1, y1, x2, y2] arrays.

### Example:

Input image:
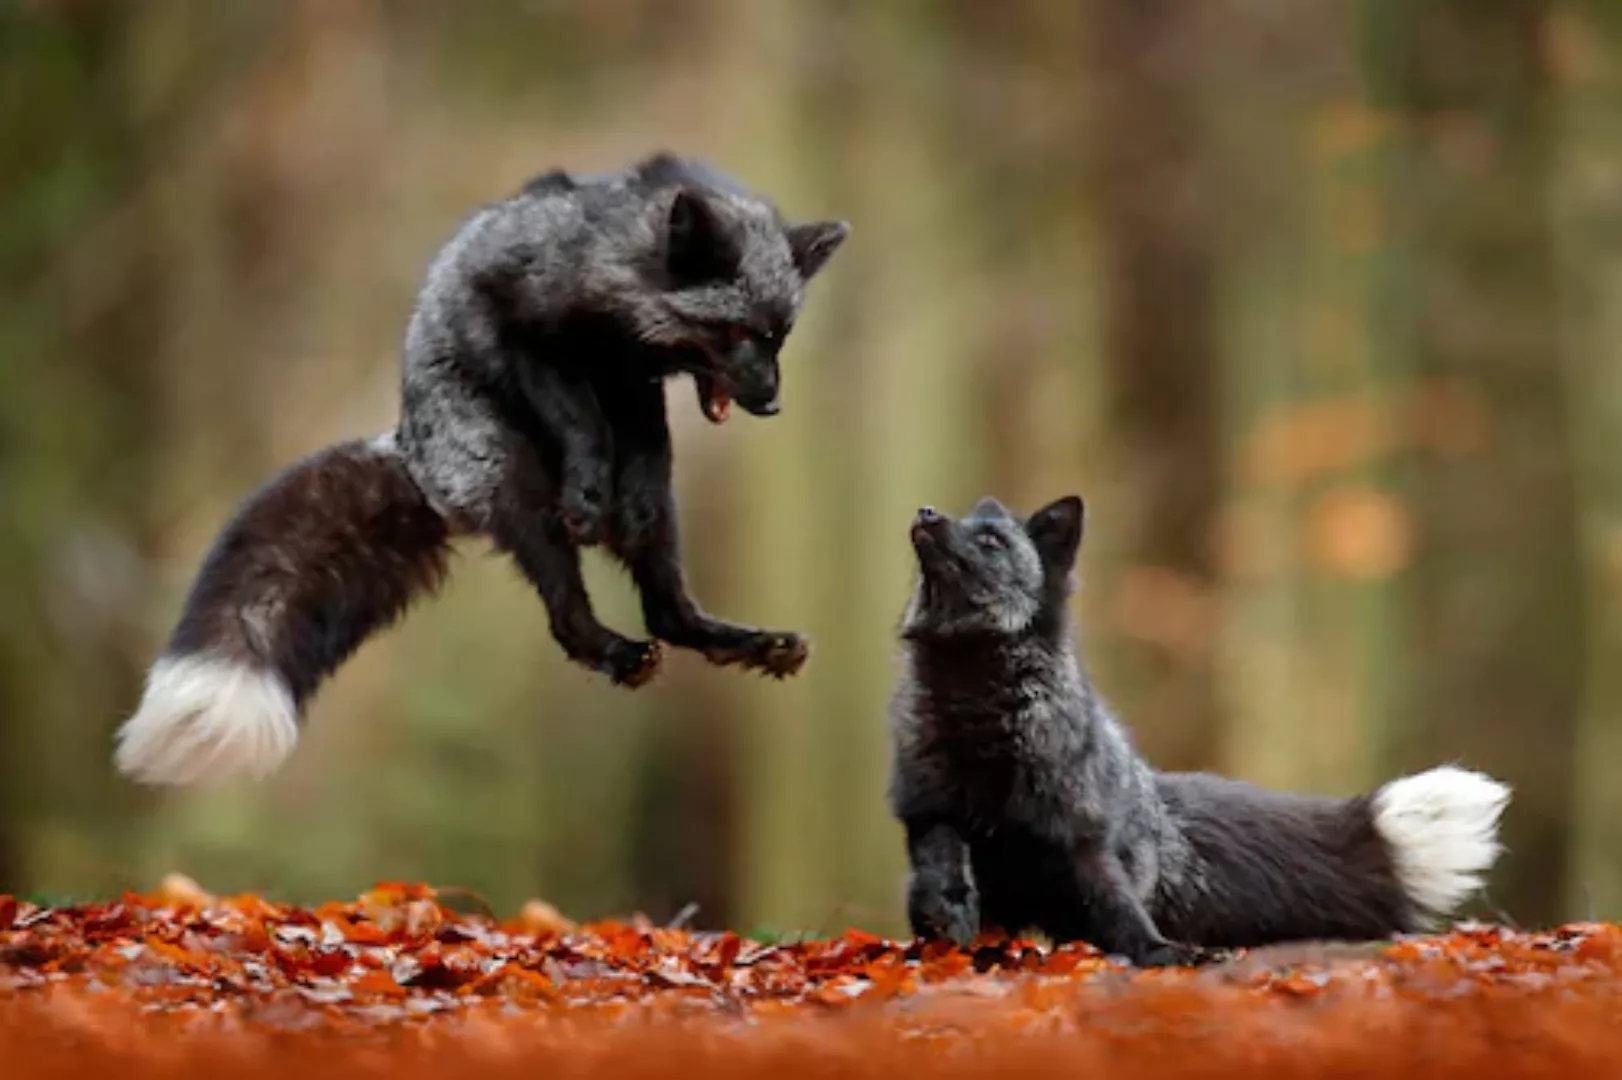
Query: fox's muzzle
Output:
[[723, 339, 781, 417], [911, 506, 950, 552]]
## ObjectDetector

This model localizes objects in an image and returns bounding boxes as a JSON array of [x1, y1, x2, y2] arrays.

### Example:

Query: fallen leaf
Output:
[[0, 881, 1619, 1078], [518, 899, 575, 938]]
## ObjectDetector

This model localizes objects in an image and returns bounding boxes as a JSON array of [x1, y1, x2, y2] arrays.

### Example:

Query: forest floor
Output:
[[0, 879, 1618, 1079]]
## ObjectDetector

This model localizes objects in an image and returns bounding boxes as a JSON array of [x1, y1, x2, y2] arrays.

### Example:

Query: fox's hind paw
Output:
[[605, 639, 663, 688], [702, 632, 809, 679]]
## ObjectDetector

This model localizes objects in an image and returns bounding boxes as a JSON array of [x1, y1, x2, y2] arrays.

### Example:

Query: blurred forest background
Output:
[[4, 0, 1622, 938]]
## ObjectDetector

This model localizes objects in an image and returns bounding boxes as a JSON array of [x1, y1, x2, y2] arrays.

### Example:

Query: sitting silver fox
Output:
[[887, 494, 1510, 966]]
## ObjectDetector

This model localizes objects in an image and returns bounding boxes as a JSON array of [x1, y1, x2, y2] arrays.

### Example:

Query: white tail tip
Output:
[[1372, 765, 1511, 922], [114, 654, 299, 785]]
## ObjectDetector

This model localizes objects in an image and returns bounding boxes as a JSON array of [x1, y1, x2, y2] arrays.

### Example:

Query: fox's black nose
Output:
[[736, 388, 781, 418], [911, 506, 946, 549]]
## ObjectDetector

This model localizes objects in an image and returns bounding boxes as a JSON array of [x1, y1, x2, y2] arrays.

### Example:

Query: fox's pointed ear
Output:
[[667, 189, 736, 281], [787, 219, 850, 281], [1026, 495, 1085, 569], [971, 496, 1013, 521]]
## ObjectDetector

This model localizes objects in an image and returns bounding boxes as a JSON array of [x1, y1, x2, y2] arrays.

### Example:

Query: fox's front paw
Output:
[[934, 905, 979, 951], [702, 632, 809, 679], [908, 881, 979, 950], [561, 476, 610, 547], [604, 639, 662, 688]]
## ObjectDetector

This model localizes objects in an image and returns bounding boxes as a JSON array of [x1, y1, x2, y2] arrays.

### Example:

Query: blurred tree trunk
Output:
[[1211, 7, 1401, 800], [939, 2, 1089, 512], [1082, 0, 1223, 772], [1563, 5, 1622, 921], [626, 491, 743, 929], [0, 5, 171, 894], [713, 0, 850, 935], [948, 2, 1043, 504], [1365, 0, 1581, 926]]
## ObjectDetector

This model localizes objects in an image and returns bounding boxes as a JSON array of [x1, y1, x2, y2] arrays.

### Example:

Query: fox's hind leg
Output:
[[1062, 843, 1216, 968], [498, 516, 662, 687], [402, 371, 655, 685], [514, 361, 612, 547], [485, 447, 660, 688]]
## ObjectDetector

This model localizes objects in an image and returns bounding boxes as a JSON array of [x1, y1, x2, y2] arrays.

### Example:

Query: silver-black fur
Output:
[[395, 152, 847, 687], [888, 496, 1510, 966], [116, 153, 849, 785]]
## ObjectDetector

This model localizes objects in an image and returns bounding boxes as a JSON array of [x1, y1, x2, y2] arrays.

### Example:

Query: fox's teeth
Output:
[[709, 388, 732, 423], [693, 371, 732, 424]]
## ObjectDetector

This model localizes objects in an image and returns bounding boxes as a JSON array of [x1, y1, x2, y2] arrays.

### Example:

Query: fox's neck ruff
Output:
[[903, 617, 1084, 738]]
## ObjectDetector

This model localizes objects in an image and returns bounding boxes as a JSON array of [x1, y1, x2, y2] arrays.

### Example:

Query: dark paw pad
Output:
[[605, 639, 662, 688]]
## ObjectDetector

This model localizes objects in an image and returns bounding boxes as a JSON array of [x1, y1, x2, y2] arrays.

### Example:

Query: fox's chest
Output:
[[926, 724, 1078, 840], [966, 823, 1078, 926]]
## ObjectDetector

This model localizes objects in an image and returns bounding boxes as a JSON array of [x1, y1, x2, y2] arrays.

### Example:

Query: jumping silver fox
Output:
[[888, 495, 1511, 965], [115, 153, 849, 787]]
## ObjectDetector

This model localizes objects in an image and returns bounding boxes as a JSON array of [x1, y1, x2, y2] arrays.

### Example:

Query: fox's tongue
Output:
[[696, 377, 732, 424]]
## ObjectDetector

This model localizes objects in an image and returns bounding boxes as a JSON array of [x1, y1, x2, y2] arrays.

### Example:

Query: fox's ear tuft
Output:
[[787, 220, 850, 281], [666, 189, 736, 282], [1026, 495, 1085, 569]]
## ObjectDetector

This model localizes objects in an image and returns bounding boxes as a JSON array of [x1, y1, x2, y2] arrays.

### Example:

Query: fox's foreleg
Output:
[[604, 384, 808, 678]]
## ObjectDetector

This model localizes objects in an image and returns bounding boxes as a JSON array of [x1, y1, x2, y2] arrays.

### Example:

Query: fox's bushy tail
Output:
[[1371, 765, 1512, 925], [1156, 764, 1510, 948], [115, 434, 451, 786]]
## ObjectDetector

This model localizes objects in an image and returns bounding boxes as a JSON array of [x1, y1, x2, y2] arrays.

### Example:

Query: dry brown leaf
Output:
[[518, 899, 575, 938], [156, 873, 213, 911]]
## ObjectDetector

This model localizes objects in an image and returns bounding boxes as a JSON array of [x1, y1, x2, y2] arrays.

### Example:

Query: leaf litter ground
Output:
[[2, 877, 1621, 1078]]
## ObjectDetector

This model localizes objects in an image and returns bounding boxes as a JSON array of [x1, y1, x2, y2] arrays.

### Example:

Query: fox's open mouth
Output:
[[693, 371, 733, 424], [682, 341, 777, 423]]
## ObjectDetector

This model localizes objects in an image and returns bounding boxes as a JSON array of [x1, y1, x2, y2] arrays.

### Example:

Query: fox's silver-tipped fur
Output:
[[1373, 765, 1511, 922], [114, 654, 299, 785], [889, 494, 1514, 966], [114, 154, 848, 787], [111, 436, 451, 787]]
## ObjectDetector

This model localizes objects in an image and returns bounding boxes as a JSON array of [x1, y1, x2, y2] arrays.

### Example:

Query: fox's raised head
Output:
[[611, 153, 848, 424], [901, 495, 1085, 640]]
